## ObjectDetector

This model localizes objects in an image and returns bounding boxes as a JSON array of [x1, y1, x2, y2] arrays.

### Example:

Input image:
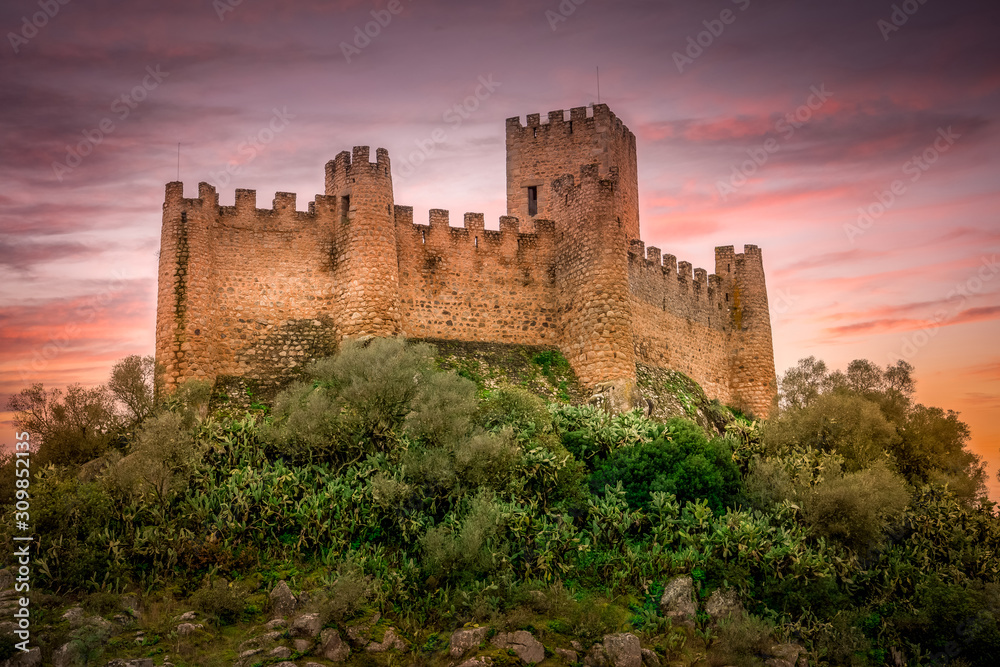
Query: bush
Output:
[[589, 418, 740, 512], [711, 613, 776, 667], [420, 494, 505, 581], [802, 461, 910, 553], [477, 385, 553, 443], [189, 579, 249, 625], [765, 392, 900, 471], [103, 410, 201, 506]]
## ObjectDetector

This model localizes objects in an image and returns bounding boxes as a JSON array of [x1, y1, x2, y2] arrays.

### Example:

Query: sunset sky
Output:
[[2, 0, 998, 497]]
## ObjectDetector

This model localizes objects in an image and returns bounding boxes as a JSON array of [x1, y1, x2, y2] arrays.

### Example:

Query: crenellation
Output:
[[678, 261, 692, 281], [157, 104, 776, 417]]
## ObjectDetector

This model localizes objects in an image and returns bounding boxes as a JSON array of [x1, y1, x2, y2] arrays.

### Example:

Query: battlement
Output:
[[157, 104, 775, 417], [506, 103, 633, 141]]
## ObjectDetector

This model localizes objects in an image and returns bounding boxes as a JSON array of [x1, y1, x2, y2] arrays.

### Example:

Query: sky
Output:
[[1, 0, 998, 497]]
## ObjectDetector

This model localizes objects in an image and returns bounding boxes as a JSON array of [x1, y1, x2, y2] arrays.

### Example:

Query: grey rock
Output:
[[492, 630, 545, 664], [365, 627, 407, 653], [583, 644, 609, 667], [602, 634, 641, 667], [272, 663, 297, 667], [51, 643, 83, 667], [104, 660, 154, 667], [769, 644, 804, 663], [268, 646, 292, 660], [177, 611, 197, 622], [659, 576, 697, 626], [269, 580, 297, 618], [237, 630, 282, 653], [705, 589, 742, 620], [555, 648, 579, 663], [319, 628, 350, 662], [176, 623, 202, 637], [290, 612, 322, 638], [0, 647, 41, 667], [265, 618, 287, 630], [346, 612, 380, 647], [640, 648, 661, 667], [457, 659, 493, 667], [87, 616, 115, 640], [450, 626, 490, 657], [61, 607, 86, 628], [571, 640, 584, 652]]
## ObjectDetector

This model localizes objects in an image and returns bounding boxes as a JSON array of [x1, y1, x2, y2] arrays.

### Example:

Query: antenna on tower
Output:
[[596, 66, 601, 104]]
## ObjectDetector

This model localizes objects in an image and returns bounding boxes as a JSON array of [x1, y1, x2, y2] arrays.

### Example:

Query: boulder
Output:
[[640, 648, 660, 667], [492, 630, 545, 664], [583, 644, 609, 667], [176, 611, 197, 622], [457, 659, 493, 667], [766, 644, 805, 667], [268, 646, 292, 660], [293, 638, 313, 653], [319, 628, 350, 662], [450, 626, 490, 657], [290, 612, 322, 638], [269, 580, 297, 618], [555, 648, 579, 663], [602, 634, 641, 667], [175, 623, 202, 637], [265, 618, 287, 630], [365, 627, 407, 653], [659, 576, 697, 627], [61, 607, 86, 628], [705, 589, 742, 620], [0, 647, 41, 667], [237, 630, 282, 653], [51, 643, 83, 667]]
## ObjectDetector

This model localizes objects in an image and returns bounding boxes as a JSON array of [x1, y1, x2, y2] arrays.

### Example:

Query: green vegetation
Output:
[[4, 342, 999, 666]]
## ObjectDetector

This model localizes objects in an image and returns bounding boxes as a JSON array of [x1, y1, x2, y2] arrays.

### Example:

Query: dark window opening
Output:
[[421, 229, 426, 244], [568, 120, 573, 133], [527, 186, 538, 216], [725, 293, 729, 302], [475, 236, 479, 248], [533, 127, 538, 138], [341, 195, 350, 223]]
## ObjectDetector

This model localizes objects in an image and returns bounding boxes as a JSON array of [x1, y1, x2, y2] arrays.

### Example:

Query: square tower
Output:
[[505, 104, 639, 240]]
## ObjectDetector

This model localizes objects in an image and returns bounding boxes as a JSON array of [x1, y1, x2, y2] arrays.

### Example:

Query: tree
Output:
[[108, 354, 159, 424], [7, 383, 117, 467]]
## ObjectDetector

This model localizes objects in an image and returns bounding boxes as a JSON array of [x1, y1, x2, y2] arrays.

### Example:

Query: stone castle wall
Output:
[[156, 105, 777, 416]]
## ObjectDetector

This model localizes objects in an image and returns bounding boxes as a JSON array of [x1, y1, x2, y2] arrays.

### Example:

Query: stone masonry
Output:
[[156, 104, 777, 416]]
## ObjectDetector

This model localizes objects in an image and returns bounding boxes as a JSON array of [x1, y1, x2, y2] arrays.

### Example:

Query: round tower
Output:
[[324, 146, 401, 339]]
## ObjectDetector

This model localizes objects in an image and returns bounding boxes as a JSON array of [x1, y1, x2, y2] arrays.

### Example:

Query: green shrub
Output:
[[477, 385, 553, 443], [712, 613, 776, 667], [802, 461, 910, 553], [406, 371, 479, 446], [189, 579, 249, 625], [589, 418, 740, 512]]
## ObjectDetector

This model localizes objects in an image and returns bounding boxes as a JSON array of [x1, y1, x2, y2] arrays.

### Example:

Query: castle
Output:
[[156, 104, 777, 416]]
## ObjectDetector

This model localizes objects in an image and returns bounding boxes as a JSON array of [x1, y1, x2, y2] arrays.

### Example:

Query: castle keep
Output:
[[156, 104, 777, 416]]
